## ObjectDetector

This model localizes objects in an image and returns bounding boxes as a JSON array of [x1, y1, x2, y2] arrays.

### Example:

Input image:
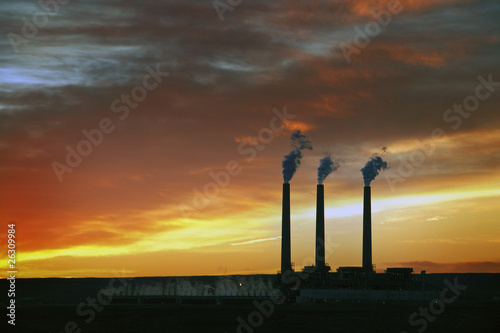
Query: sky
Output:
[[1, 0, 500, 278]]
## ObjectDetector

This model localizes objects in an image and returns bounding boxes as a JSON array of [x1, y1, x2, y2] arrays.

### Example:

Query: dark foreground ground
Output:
[[6, 302, 500, 333], [3, 274, 500, 332]]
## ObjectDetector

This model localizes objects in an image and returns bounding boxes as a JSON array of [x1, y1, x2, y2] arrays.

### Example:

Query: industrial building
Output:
[[278, 183, 437, 303]]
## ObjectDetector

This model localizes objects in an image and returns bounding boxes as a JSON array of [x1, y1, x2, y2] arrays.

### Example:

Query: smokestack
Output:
[[362, 186, 373, 271], [315, 184, 325, 268], [281, 183, 292, 274]]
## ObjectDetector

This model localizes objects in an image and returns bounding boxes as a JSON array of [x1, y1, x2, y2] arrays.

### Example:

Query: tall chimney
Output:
[[315, 184, 325, 268], [362, 186, 373, 271], [281, 183, 292, 274]]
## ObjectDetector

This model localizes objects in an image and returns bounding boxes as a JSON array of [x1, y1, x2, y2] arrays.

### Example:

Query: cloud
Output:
[[398, 238, 470, 244], [230, 236, 281, 246], [426, 216, 448, 221], [347, 0, 472, 17]]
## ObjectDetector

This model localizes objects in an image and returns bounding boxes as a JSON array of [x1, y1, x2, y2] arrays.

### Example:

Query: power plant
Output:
[[275, 133, 431, 302], [278, 181, 432, 303]]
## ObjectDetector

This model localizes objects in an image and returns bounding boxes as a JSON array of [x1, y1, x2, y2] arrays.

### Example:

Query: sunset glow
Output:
[[1, 0, 500, 278]]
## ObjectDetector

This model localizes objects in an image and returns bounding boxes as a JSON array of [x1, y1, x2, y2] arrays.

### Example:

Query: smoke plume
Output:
[[317, 155, 340, 184], [282, 130, 312, 183], [361, 156, 388, 186]]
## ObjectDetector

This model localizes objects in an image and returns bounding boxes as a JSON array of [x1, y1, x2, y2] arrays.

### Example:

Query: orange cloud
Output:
[[378, 44, 460, 67], [284, 120, 316, 132], [234, 136, 261, 145], [349, 0, 471, 17], [234, 120, 316, 144], [364, 33, 498, 68]]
